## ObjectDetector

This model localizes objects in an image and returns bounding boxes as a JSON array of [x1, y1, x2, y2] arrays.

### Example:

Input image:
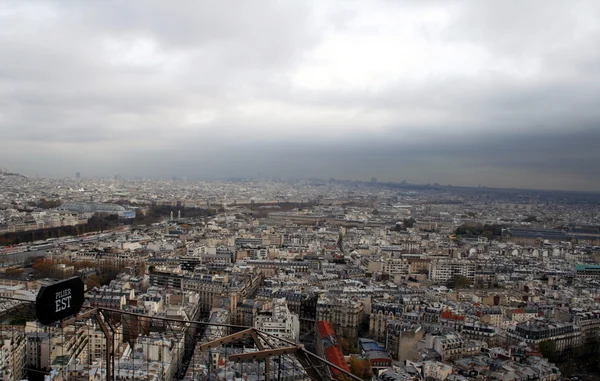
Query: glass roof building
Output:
[[58, 202, 126, 214]]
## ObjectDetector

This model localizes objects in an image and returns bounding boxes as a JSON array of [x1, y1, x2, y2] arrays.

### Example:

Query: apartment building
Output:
[[86, 322, 124, 363], [575, 265, 600, 279], [506, 319, 581, 353], [234, 237, 264, 248], [261, 233, 284, 246], [382, 258, 410, 276], [0, 330, 26, 381], [506, 308, 539, 322], [137, 333, 185, 381], [573, 311, 600, 344], [86, 286, 135, 310], [254, 298, 300, 342], [26, 333, 54, 370], [461, 322, 498, 346], [429, 259, 476, 284], [385, 321, 423, 361], [274, 290, 318, 331], [432, 333, 464, 361], [369, 302, 403, 342], [245, 259, 310, 275], [151, 270, 263, 316], [316, 295, 364, 339]]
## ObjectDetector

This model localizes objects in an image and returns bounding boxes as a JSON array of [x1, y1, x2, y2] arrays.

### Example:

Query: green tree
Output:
[[403, 218, 415, 228], [539, 340, 558, 362], [452, 275, 472, 288]]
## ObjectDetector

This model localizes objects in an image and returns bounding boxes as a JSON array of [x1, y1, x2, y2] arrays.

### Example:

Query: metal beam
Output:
[[198, 328, 256, 351], [250, 329, 266, 350], [294, 349, 331, 381], [300, 348, 363, 381], [249, 329, 269, 380], [0, 297, 365, 381], [96, 311, 113, 381], [61, 308, 98, 327], [229, 347, 299, 362]]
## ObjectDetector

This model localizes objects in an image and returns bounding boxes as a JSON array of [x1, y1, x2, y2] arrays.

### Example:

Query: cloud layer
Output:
[[1, 1, 599, 191]]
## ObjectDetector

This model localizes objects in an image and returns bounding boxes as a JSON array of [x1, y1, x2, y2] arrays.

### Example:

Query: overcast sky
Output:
[[1, 1, 599, 191]]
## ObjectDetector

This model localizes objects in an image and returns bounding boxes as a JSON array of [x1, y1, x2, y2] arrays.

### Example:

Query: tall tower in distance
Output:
[[75, 172, 81, 180]]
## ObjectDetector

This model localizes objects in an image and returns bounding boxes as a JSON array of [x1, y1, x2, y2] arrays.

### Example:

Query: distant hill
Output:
[[0, 170, 27, 178]]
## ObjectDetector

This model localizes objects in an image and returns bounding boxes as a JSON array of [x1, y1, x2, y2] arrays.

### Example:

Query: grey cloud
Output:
[[0, 1, 599, 191]]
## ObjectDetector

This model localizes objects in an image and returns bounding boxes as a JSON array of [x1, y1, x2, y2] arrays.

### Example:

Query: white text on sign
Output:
[[55, 288, 72, 313]]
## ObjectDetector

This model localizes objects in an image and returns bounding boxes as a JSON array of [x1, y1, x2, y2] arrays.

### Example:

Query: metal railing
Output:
[[0, 296, 362, 381]]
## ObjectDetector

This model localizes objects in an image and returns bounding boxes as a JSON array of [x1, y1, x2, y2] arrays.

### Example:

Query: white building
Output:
[[254, 298, 300, 343], [429, 259, 476, 283], [382, 258, 410, 275], [137, 333, 185, 381]]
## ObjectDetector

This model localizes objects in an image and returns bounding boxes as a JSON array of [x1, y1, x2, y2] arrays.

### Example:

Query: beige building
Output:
[[507, 308, 539, 322], [0, 330, 26, 381], [369, 302, 403, 342], [183, 270, 264, 315], [316, 295, 364, 339], [574, 311, 600, 345], [386, 322, 423, 361]]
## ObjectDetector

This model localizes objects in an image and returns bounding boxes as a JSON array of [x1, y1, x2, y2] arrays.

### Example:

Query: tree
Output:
[[86, 275, 101, 289], [72, 260, 97, 270], [539, 340, 558, 362], [32, 258, 54, 277], [38, 198, 62, 209], [349, 357, 372, 380], [136, 262, 147, 276], [338, 336, 358, 355], [5, 267, 24, 277], [403, 218, 415, 228], [452, 276, 472, 289]]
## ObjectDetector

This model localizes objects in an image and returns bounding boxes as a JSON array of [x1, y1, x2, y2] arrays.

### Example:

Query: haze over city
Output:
[[1, 1, 599, 191], [4, 3, 600, 380]]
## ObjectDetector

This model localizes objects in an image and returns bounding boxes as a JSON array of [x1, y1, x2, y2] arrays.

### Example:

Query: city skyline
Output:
[[1, 1, 599, 191]]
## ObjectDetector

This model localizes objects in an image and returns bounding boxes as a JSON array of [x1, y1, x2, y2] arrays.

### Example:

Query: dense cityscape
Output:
[[0, 171, 599, 380], [2, 1, 600, 380]]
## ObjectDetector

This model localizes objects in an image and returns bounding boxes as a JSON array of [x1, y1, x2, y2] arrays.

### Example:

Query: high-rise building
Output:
[[75, 172, 80, 179]]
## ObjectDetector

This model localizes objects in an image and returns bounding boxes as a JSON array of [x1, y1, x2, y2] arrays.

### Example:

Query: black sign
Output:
[[36, 277, 85, 325]]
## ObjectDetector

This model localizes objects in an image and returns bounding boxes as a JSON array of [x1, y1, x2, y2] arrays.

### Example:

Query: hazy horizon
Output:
[[1, 1, 599, 192]]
